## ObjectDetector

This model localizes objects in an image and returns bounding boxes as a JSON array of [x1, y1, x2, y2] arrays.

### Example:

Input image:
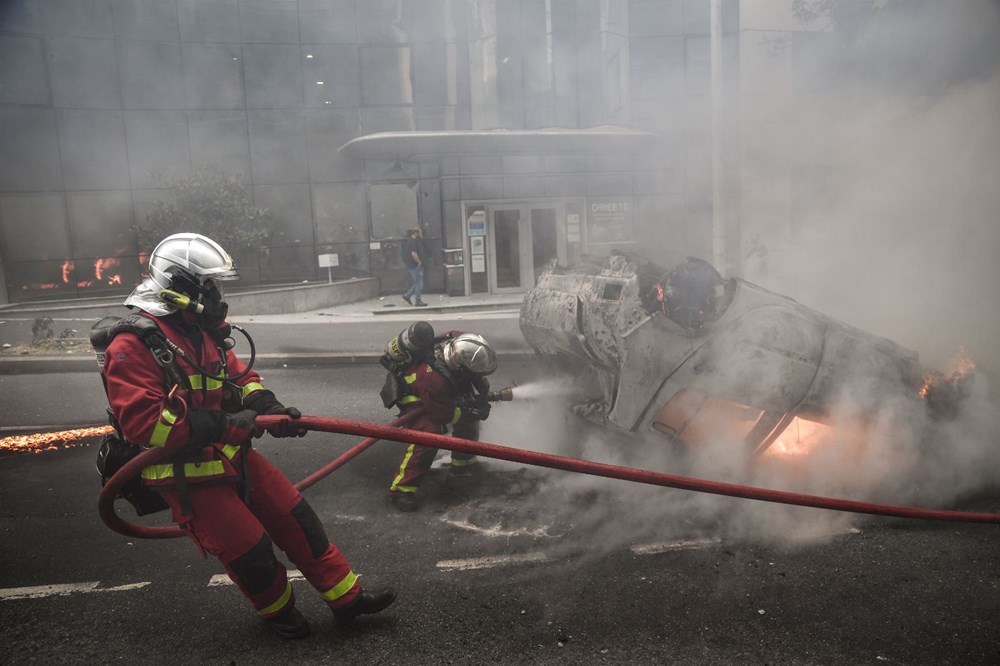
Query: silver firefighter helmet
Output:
[[148, 232, 238, 291], [442, 333, 497, 375], [125, 233, 238, 314]]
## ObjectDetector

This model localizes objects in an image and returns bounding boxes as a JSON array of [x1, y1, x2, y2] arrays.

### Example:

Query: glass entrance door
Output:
[[486, 204, 561, 293], [491, 208, 525, 291]]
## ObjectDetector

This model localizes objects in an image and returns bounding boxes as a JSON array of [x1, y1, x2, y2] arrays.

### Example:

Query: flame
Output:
[[763, 418, 835, 457], [94, 257, 120, 281], [919, 347, 975, 400], [0, 425, 113, 454], [108, 274, 122, 285], [61, 260, 74, 283]]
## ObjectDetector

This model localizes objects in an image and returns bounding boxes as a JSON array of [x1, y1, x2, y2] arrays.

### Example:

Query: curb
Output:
[[0, 350, 538, 374]]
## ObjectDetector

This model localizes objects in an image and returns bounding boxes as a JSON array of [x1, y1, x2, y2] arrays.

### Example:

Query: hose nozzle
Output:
[[486, 387, 514, 402]]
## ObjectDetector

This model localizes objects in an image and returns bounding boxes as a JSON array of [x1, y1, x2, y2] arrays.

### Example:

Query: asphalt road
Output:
[[2, 363, 1000, 665]]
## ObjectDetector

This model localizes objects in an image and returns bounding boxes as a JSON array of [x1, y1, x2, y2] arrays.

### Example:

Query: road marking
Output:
[[630, 528, 861, 555], [440, 514, 561, 538], [436, 552, 552, 571], [208, 570, 306, 587], [0, 581, 150, 600], [630, 537, 722, 555]]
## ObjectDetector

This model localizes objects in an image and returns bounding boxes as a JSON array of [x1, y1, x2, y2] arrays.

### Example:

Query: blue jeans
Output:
[[404, 266, 423, 303]]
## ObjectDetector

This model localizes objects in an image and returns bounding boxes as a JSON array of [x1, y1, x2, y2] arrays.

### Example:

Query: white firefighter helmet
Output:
[[442, 333, 497, 375], [125, 233, 238, 315]]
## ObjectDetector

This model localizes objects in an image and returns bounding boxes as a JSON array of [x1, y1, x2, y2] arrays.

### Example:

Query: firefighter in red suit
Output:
[[388, 331, 497, 512], [102, 233, 395, 639]]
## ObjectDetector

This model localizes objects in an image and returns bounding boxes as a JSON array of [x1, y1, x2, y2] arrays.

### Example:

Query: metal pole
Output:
[[710, 0, 726, 277]]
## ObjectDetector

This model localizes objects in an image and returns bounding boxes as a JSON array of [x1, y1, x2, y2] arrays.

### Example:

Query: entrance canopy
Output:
[[338, 126, 659, 161]]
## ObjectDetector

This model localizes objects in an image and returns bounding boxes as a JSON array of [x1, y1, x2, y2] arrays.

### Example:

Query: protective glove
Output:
[[187, 408, 262, 448], [464, 399, 491, 421], [221, 409, 264, 443], [264, 405, 308, 438]]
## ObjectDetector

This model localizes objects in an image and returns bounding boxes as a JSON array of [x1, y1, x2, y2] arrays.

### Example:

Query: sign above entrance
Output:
[[588, 198, 634, 243]]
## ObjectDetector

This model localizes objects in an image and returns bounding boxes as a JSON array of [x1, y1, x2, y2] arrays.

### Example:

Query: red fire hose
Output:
[[99, 412, 1000, 539]]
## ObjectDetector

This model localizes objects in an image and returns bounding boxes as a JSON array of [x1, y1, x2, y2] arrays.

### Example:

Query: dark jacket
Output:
[[402, 236, 423, 268]]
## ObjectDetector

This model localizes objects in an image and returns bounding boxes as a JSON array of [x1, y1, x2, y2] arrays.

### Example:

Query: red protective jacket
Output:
[[398, 360, 462, 429], [103, 311, 268, 487]]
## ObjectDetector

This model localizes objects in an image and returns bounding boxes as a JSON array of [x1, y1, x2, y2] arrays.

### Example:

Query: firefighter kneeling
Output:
[[380, 323, 503, 512], [96, 233, 395, 639]]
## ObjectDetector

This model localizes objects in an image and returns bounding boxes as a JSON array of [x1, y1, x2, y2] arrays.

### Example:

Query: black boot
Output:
[[332, 587, 397, 625], [265, 606, 311, 639]]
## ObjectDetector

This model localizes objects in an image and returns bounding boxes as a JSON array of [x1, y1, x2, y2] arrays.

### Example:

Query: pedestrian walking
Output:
[[401, 228, 428, 307]]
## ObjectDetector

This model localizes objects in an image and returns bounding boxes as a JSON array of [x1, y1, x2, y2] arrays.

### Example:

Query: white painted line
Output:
[[1, 581, 150, 601], [630, 537, 722, 555], [436, 552, 551, 571], [440, 517, 560, 539], [208, 570, 306, 587], [333, 514, 367, 522]]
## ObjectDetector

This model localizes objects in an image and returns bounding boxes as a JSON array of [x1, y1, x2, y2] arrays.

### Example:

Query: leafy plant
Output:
[[134, 168, 275, 259]]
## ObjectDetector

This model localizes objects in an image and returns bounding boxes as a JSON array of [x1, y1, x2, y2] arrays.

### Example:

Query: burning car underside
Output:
[[519, 252, 973, 460]]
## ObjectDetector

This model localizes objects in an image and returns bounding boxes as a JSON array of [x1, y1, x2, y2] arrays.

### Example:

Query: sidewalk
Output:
[[233, 291, 525, 323], [0, 292, 533, 373]]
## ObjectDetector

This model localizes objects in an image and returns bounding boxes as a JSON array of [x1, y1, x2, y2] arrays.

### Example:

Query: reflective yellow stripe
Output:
[[403, 373, 417, 384], [399, 395, 420, 405], [450, 407, 462, 425], [242, 382, 265, 399], [140, 459, 226, 480], [187, 375, 224, 391], [258, 582, 293, 617], [221, 444, 241, 459], [148, 408, 178, 448], [450, 456, 478, 467], [322, 571, 359, 603], [390, 445, 417, 492]]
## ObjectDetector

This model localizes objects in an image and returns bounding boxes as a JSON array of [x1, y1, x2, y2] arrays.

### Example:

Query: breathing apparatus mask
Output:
[[158, 276, 229, 328]]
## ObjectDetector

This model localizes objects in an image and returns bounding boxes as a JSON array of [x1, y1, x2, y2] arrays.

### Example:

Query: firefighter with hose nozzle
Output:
[[90, 232, 395, 639], [379, 323, 512, 512]]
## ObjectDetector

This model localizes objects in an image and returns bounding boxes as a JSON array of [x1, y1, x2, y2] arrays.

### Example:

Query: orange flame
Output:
[[919, 347, 975, 400], [764, 418, 835, 457], [61, 260, 74, 283], [94, 257, 120, 281], [0, 425, 113, 454]]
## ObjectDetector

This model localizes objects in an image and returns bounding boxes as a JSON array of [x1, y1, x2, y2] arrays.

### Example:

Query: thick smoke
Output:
[[760, 2, 1000, 385], [476, 3, 1000, 555]]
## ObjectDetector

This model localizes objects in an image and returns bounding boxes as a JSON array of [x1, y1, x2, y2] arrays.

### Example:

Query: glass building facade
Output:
[[1, 0, 737, 302], [2, 0, 988, 305]]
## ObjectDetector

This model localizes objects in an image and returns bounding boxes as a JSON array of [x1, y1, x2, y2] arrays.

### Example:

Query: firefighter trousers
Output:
[[160, 448, 360, 618], [389, 420, 479, 495]]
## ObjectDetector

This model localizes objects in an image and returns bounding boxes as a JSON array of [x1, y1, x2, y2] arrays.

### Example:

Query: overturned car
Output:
[[519, 252, 973, 460]]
